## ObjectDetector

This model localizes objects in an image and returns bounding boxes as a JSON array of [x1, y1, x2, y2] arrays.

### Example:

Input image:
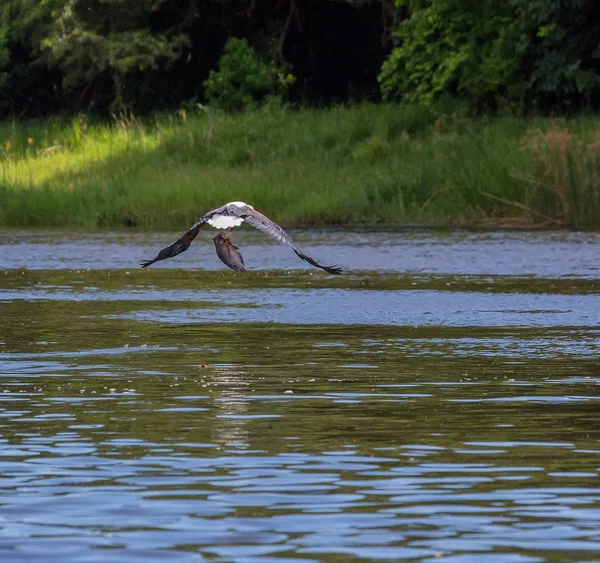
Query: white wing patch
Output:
[[207, 214, 246, 229]]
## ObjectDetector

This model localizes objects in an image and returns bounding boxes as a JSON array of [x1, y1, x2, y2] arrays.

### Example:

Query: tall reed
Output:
[[516, 126, 600, 229]]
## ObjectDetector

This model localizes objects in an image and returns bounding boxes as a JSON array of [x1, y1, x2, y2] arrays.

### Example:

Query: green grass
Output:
[[1, 104, 600, 229]]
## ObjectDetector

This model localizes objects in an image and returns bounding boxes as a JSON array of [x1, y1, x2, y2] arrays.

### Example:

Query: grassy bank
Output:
[[1, 104, 600, 229]]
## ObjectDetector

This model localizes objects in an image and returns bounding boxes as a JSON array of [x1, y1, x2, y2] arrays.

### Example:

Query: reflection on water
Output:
[[0, 229, 599, 562]]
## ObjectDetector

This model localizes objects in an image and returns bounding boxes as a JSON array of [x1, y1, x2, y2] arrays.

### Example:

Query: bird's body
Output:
[[213, 234, 247, 273], [141, 201, 342, 274]]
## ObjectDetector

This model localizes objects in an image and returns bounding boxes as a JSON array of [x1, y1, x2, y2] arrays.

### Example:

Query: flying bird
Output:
[[141, 201, 342, 274], [213, 234, 247, 273]]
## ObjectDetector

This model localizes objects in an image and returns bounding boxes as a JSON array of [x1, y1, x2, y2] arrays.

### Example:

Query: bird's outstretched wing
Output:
[[141, 202, 342, 274], [140, 219, 207, 268], [238, 207, 343, 275]]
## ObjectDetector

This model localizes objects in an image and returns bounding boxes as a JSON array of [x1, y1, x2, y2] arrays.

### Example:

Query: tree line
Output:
[[1, 0, 598, 118]]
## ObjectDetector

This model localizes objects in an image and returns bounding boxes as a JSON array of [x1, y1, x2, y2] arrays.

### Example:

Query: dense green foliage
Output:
[[1, 0, 598, 116], [379, 0, 600, 111], [0, 0, 387, 117], [2, 104, 599, 229], [1, 0, 191, 115]]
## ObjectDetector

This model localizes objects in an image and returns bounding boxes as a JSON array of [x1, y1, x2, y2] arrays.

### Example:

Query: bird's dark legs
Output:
[[227, 228, 233, 242]]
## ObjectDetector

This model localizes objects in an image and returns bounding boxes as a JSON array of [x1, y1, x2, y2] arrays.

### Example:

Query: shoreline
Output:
[[1, 104, 599, 230]]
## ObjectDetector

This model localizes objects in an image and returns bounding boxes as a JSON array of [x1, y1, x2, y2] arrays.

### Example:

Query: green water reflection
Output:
[[1, 268, 599, 562]]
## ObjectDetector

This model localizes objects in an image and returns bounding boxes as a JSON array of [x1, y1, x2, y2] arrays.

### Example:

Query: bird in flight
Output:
[[212, 234, 247, 273], [140, 201, 342, 274]]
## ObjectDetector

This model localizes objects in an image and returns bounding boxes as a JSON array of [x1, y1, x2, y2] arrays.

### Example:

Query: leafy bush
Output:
[[203, 38, 293, 112], [379, 0, 519, 109], [379, 0, 600, 112]]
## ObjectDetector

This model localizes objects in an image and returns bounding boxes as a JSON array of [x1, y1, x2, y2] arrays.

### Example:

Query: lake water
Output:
[[1, 228, 599, 562]]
